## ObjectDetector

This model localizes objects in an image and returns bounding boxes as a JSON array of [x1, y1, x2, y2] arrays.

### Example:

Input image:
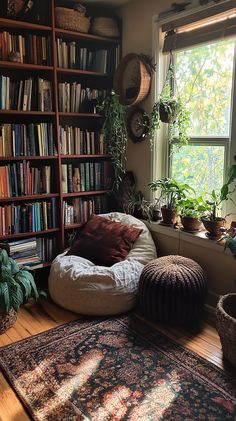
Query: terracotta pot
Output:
[[202, 218, 225, 238], [181, 216, 203, 232], [161, 206, 177, 225]]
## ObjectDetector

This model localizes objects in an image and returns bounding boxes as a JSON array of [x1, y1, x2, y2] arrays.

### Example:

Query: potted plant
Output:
[[148, 177, 194, 225], [124, 190, 152, 221], [201, 164, 236, 238], [0, 248, 39, 334], [179, 196, 209, 232], [97, 91, 128, 189], [145, 64, 190, 150]]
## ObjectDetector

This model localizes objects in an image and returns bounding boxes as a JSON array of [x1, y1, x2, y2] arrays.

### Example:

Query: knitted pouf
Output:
[[139, 255, 207, 325]]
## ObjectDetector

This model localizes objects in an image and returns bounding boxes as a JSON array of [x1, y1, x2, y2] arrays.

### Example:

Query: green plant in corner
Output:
[[0, 249, 39, 317], [98, 91, 128, 189]]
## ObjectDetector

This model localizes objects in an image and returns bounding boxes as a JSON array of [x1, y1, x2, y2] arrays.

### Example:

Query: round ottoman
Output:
[[139, 255, 207, 325]]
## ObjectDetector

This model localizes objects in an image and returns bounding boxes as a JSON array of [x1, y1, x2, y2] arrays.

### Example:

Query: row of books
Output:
[[63, 195, 109, 225], [0, 76, 52, 111], [60, 126, 105, 155], [0, 123, 56, 157], [58, 84, 105, 113], [61, 161, 112, 193], [0, 198, 57, 235], [0, 164, 51, 197], [56, 39, 118, 74], [8, 237, 56, 266], [0, 32, 52, 65]]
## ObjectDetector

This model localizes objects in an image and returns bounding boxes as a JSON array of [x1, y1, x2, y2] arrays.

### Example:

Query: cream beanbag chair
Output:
[[48, 212, 157, 315]]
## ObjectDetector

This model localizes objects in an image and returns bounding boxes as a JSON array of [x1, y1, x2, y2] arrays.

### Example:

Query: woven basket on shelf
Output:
[[0, 308, 17, 335], [90, 17, 119, 38], [55, 7, 90, 33], [216, 293, 236, 367]]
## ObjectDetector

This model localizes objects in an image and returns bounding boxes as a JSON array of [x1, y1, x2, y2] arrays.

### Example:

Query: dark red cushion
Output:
[[67, 214, 142, 266]]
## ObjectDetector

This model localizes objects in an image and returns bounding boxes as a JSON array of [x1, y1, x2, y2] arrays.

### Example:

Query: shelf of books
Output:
[[0, 0, 119, 269]]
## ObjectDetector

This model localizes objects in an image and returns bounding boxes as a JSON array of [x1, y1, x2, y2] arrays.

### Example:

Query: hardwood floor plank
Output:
[[0, 373, 31, 421]]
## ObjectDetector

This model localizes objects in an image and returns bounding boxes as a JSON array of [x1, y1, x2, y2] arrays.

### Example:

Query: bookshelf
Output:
[[0, 0, 119, 269]]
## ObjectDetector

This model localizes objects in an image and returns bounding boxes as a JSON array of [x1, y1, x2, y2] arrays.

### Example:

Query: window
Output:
[[170, 37, 235, 197]]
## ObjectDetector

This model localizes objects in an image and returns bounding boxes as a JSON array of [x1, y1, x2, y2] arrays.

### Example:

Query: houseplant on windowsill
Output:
[[148, 177, 194, 225], [179, 196, 209, 232], [201, 164, 236, 238], [0, 248, 39, 333]]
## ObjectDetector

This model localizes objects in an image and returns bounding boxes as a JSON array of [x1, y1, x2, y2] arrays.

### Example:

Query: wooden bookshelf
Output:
[[0, 0, 119, 268]]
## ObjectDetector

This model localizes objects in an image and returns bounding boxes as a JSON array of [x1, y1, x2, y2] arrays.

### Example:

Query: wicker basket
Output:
[[216, 293, 236, 367], [56, 7, 90, 33], [0, 308, 17, 335], [113, 53, 151, 106], [90, 17, 119, 38]]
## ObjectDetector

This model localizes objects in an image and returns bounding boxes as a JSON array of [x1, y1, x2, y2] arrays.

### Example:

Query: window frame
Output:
[[152, 11, 236, 215]]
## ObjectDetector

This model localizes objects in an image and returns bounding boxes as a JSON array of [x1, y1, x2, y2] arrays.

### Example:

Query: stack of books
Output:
[[0, 163, 51, 197], [0, 198, 57, 235], [58, 85, 106, 113], [63, 195, 109, 225], [59, 126, 105, 155], [8, 237, 56, 266], [56, 39, 119, 74], [0, 76, 52, 111], [0, 31, 52, 65], [61, 161, 113, 193], [0, 123, 56, 157]]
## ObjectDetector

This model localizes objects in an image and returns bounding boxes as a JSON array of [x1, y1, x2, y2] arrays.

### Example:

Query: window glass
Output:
[[175, 38, 235, 137], [171, 144, 225, 196]]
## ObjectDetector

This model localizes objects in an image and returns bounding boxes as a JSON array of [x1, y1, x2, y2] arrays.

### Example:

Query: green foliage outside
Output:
[[171, 38, 235, 199]]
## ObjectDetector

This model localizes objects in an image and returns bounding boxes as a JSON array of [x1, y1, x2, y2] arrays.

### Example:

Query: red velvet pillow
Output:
[[67, 214, 142, 266]]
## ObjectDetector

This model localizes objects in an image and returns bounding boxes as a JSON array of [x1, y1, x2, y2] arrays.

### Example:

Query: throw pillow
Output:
[[67, 214, 142, 266]]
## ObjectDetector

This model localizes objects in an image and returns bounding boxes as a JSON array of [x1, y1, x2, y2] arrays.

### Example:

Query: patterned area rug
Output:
[[0, 314, 236, 420]]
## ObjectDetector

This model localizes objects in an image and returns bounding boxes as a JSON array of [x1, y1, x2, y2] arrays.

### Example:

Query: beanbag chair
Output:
[[48, 212, 157, 315]]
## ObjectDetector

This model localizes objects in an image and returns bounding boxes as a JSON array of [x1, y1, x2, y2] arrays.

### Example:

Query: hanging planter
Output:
[[146, 55, 190, 149]]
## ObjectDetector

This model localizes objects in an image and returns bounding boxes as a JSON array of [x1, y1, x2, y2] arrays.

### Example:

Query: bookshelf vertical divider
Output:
[[0, 0, 120, 270]]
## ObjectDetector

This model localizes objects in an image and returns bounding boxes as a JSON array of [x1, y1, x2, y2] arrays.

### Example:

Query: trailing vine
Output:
[[98, 91, 128, 189]]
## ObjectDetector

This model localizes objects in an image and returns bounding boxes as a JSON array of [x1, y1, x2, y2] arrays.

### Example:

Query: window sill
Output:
[[146, 221, 231, 256]]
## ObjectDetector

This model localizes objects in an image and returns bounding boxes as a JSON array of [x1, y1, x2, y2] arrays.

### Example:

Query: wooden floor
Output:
[[0, 300, 232, 421]]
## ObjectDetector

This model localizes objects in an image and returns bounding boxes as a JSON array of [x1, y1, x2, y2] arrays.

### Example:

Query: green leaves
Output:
[[98, 91, 128, 189], [224, 236, 236, 260], [0, 249, 39, 315], [148, 177, 194, 210]]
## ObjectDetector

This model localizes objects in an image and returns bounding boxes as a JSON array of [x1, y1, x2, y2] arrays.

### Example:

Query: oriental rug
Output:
[[0, 314, 236, 420]]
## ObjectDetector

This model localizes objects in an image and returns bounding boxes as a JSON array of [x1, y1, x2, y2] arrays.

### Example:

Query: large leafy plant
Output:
[[179, 196, 210, 219], [0, 249, 39, 315], [98, 91, 128, 189], [148, 177, 194, 211]]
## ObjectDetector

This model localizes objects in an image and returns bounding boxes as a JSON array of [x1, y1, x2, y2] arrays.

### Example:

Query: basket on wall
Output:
[[55, 7, 90, 33], [216, 293, 236, 367], [90, 17, 119, 38]]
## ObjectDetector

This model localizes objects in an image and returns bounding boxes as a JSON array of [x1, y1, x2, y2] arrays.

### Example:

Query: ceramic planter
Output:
[[181, 216, 203, 232], [202, 217, 225, 238], [161, 206, 177, 225]]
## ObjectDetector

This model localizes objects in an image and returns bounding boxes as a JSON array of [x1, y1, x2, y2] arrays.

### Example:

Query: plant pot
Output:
[[161, 206, 177, 225], [181, 216, 203, 232], [202, 217, 225, 238], [0, 308, 17, 334], [159, 100, 179, 123], [216, 293, 236, 367], [151, 209, 162, 222]]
